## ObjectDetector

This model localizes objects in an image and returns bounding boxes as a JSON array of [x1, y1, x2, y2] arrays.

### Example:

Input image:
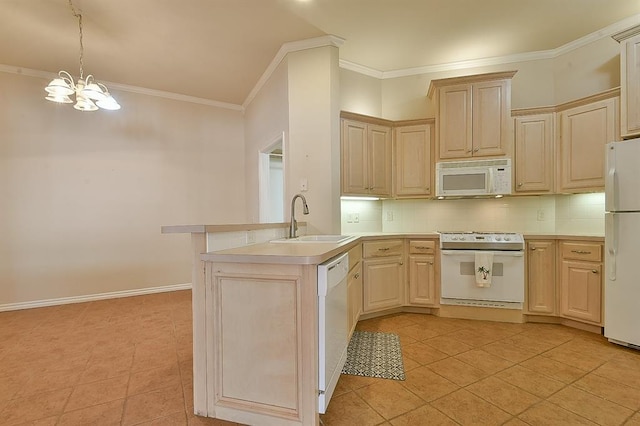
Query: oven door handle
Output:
[[441, 250, 524, 257]]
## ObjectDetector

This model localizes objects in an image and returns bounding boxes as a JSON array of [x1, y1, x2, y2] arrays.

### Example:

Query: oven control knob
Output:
[[495, 236, 502, 241], [504, 237, 511, 241]]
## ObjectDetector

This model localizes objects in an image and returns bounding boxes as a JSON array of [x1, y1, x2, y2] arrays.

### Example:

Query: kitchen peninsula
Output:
[[162, 223, 361, 425], [164, 224, 604, 425]]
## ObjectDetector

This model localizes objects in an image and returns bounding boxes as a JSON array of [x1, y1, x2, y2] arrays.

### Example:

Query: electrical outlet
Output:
[[386, 211, 394, 221], [353, 213, 359, 223], [300, 178, 308, 192], [246, 231, 256, 244], [346, 213, 353, 223], [537, 209, 545, 221]]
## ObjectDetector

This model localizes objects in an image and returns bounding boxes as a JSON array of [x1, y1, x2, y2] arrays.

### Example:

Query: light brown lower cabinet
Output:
[[363, 257, 404, 312], [526, 240, 556, 314], [362, 239, 404, 313], [407, 240, 439, 307], [559, 241, 603, 325]]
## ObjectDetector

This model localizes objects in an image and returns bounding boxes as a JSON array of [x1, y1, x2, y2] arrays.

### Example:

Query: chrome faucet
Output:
[[289, 194, 309, 238]]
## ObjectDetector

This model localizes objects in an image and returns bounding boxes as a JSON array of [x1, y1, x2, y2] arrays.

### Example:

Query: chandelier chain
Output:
[[68, 0, 84, 79]]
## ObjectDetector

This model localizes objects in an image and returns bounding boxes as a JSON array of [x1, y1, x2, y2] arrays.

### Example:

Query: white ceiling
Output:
[[1, 0, 639, 107]]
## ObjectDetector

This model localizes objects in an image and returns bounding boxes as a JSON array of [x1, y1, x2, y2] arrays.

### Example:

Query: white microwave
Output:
[[436, 158, 512, 197]]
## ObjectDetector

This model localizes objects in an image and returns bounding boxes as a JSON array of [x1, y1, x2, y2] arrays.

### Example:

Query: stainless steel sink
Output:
[[271, 235, 354, 243]]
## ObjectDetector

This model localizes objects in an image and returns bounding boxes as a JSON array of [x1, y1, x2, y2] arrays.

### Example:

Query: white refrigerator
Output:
[[605, 138, 640, 349]]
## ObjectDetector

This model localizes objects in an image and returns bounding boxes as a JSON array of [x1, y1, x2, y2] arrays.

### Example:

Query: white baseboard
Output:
[[0, 283, 192, 312]]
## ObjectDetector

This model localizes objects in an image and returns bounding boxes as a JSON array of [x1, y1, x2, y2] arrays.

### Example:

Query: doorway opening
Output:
[[259, 133, 285, 223]]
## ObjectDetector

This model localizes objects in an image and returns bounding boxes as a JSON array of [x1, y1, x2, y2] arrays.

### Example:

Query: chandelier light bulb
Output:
[[44, 0, 120, 112]]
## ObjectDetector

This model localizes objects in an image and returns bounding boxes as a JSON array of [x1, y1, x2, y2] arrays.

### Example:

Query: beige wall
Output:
[[340, 35, 620, 120], [339, 69, 383, 117], [0, 72, 246, 306], [243, 60, 290, 224], [287, 46, 342, 235], [552, 37, 620, 105]]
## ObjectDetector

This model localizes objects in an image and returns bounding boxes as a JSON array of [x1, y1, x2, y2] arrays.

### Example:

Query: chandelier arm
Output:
[[58, 70, 76, 89]]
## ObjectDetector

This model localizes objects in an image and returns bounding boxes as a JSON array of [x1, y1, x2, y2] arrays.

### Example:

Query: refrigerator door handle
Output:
[[606, 213, 617, 281], [605, 166, 616, 212]]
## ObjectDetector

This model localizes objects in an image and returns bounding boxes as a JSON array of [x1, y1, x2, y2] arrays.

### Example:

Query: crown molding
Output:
[[339, 59, 384, 79], [0, 63, 244, 111], [340, 14, 640, 80], [242, 35, 345, 110]]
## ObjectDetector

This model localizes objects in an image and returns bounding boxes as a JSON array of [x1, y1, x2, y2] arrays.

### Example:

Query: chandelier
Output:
[[44, 0, 120, 111]]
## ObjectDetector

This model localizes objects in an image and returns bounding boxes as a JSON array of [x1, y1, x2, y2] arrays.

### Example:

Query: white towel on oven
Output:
[[475, 252, 493, 287]]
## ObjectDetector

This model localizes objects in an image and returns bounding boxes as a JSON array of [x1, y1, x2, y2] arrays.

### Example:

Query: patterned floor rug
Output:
[[341, 330, 405, 380]]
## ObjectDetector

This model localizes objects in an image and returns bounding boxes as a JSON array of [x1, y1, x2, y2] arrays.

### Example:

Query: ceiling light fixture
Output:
[[44, 0, 120, 111]]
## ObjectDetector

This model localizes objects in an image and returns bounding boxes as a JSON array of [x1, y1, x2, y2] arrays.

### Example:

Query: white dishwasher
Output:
[[317, 252, 349, 414]]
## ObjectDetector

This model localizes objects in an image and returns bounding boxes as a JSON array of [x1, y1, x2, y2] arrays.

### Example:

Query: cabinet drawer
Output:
[[561, 242, 602, 262], [363, 239, 404, 258], [348, 244, 362, 270], [409, 240, 436, 254]]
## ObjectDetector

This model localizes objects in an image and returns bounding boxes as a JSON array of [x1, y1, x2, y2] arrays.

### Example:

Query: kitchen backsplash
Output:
[[341, 193, 604, 235]]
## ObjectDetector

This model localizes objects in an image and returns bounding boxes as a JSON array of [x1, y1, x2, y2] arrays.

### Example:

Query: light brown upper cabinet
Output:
[[513, 112, 554, 193], [341, 116, 393, 197], [613, 26, 640, 139], [428, 71, 516, 161], [557, 94, 619, 192], [394, 121, 434, 198]]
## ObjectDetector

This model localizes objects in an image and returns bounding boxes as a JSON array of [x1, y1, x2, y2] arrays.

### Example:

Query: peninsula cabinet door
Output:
[[558, 97, 618, 192], [363, 257, 404, 313], [514, 113, 554, 193]]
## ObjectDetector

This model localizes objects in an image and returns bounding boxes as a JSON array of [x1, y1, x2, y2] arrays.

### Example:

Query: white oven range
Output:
[[439, 232, 525, 309]]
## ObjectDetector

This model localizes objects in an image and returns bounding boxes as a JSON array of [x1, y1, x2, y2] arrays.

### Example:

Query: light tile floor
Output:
[[323, 313, 640, 426], [1, 291, 639, 425]]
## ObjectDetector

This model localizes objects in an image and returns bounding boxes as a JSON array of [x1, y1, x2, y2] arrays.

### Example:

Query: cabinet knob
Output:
[[473, 148, 479, 153], [399, 262, 404, 266], [518, 183, 523, 187], [429, 261, 433, 265], [354, 272, 360, 279], [531, 247, 537, 251], [592, 269, 598, 274]]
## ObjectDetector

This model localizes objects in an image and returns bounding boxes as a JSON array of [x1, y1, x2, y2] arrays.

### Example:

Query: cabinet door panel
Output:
[[622, 34, 640, 138], [341, 120, 368, 194], [560, 260, 602, 324], [368, 124, 393, 196], [439, 85, 472, 159], [526, 241, 556, 314], [363, 258, 403, 312], [395, 124, 433, 197], [473, 80, 509, 157], [515, 114, 553, 192], [408, 254, 437, 306], [559, 98, 618, 191]]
